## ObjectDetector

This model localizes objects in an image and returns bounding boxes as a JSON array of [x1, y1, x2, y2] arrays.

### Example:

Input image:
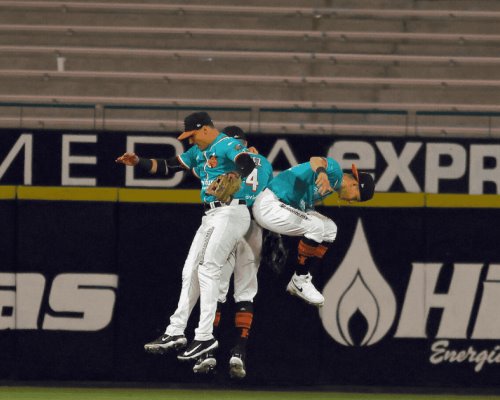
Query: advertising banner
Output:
[[0, 129, 499, 386], [0, 129, 499, 195]]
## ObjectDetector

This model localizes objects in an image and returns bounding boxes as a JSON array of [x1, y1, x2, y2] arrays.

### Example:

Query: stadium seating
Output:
[[0, 0, 499, 135]]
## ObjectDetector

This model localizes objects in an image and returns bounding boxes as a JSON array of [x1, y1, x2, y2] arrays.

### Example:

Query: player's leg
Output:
[[294, 210, 337, 277], [193, 245, 236, 374], [144, 222, 205, 354], [217, 244, 236, 305], [232, 220, 262, 304], [287, 210, 337, 306], [178, 205, 250, 360], [253, 189, 323, 238], [253, 189, 335, 306], [229, 220, 262, 379]]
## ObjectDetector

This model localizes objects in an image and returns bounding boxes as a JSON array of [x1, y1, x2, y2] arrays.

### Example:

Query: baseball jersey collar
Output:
[[205, 132, 226, 152]]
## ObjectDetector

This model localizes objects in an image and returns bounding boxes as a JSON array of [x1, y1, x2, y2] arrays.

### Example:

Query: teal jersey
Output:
[[194, 153, 273, 207], [268, 157, 343, 211], [178, 133, 249, 203], [233, 153, 273, 206]]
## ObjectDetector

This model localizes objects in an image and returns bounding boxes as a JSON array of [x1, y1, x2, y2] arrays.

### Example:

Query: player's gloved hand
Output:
[[261, 230, 288, 274], [206, 172, 242, 203], [115, 152, 139, 166], [315, 171, 333, 195]]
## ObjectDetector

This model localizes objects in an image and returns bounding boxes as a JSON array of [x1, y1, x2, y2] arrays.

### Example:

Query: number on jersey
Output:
[[246, 168, 259, 192]]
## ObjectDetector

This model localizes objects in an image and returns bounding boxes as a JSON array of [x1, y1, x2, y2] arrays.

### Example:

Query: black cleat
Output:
[[144, 334, 187, 354], [193, 351, 217, 374], [177, 338, 218, 361]]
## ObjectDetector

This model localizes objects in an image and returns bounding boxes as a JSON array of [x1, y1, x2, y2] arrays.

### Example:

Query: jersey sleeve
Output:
[[177, 145, 198, 169], [294, 161, 316, 181], [223, 138, 250, 162], [192, 166, 201, 179], [326, 157, 340, 172]]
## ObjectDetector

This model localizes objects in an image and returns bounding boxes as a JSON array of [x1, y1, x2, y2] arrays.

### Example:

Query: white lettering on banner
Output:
[[0, 273, 118, 332], [320, 219, 500, 373], [0, 133, 32, 185], [265, 139, 298, 176], [375, 142, 422, 192], [327, 141, 375, 172], [2, 133, 500, 194], [0, 273, 16, 330], [425, 143, 467, 193], [430, 340, 500, 372], [395, 263, 482, 339], [15, 273, 46, 329], [325, 140, 499, 194], [320, 220, 396, 346], [469, 145, 500, 194], [126, 136, 184, 187], [61, 134, 97, 186], [472, 264, 500, 339]]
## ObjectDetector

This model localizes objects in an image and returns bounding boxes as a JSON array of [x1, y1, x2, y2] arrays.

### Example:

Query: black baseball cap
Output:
[[223, 125, 247, 141], [178, 111, 213, 140], [351, 164, 375, 202]]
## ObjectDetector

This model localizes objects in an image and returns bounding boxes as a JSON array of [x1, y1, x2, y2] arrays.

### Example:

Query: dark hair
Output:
[[222, 126, 246, 141]]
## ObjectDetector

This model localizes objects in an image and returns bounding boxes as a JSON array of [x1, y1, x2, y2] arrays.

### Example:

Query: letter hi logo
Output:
[[320, 220, 396, 346]]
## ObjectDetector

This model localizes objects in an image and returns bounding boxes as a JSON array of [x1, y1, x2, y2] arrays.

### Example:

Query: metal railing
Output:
[[0, 99, 499, 137]]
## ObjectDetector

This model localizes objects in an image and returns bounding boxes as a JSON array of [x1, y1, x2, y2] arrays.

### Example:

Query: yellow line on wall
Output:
[[17, 186, 118, 202], [119, 188, 201, 203], [0, 185, 16, 200], [426, 193, 500, 208], [2, 186, 500, 208]]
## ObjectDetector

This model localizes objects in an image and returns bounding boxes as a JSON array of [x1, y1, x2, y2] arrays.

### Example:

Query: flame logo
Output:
[[320, 220, 396, 346]]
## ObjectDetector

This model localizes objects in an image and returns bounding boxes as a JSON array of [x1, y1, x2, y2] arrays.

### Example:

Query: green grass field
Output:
[[0, 387, 499, 400]]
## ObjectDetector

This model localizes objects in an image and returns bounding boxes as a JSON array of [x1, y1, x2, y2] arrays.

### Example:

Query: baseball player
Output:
[[252, 157, 375, 307], [116, 112, 256, 360], [193, 126, 274, 379]]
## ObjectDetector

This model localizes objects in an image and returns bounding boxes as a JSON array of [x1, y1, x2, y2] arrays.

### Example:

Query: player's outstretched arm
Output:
[[116, 152, 157, 172], [116, 153, 186, 175], [115, 152, 139, 166]]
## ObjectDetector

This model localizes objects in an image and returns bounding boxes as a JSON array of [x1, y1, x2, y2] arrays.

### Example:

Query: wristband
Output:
[[137, 157, 153, 172], [156, 159, 168, 175], [315, 166, 327, 175]]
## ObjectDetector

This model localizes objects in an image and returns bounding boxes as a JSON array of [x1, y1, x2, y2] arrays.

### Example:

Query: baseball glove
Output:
[[206, 172, 242, 203]]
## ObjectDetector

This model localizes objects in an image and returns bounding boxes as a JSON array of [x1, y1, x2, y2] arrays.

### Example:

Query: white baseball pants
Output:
[[218, 219, 263, 304], [165, 204, 250, 341], [252, 189, 337, 244]]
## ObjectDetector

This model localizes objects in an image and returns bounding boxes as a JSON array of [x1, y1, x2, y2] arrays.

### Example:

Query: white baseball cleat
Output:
[[286, 273, 324, 307], [193, 352, 217, 374], [229, 354, 246, 379]]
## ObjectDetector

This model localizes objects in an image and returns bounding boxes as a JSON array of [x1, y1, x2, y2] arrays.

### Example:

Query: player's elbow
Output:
[[235, 153, 255, 178], [310, 157, 327, 171]]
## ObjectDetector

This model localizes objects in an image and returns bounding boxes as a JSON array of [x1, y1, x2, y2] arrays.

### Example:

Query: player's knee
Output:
[[304, 220, 325, 243], [234, 288, 258, 304], [199, 261, 223, 280], [322, 219, 337, 242]]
